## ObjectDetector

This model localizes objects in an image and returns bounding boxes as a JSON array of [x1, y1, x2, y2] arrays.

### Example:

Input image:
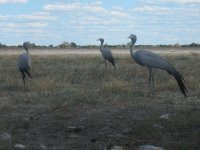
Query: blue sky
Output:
[[0, 0, 200, 45]]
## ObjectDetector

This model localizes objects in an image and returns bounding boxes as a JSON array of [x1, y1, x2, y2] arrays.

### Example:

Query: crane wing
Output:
[[101, 47, 113, 60], [134, 50, 173, 71], [133, 50, 187, 97], [18, 53, 31, 69]]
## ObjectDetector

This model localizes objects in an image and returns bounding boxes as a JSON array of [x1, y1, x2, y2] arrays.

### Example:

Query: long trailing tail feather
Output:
[[173, 71, 187, 97], [25, 67, 32, 78], [167, 66, 187, 97], [19, 67, 32, 86], [21, 71, 26, 85], [109, 57, 116, 68]]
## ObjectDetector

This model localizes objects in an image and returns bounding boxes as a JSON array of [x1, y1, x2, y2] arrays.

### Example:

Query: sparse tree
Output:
[[70, 42, 77, 48], [48, 44, 53, 48], [59, 41, 70, 48]]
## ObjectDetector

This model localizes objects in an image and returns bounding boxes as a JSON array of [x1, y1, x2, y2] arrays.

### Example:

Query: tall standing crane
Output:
[[128, 34, 187, 97], [17, 42, 32, 86]]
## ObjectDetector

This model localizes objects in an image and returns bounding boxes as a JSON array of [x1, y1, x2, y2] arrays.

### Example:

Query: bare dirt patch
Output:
[[0, 48, 200, 56]]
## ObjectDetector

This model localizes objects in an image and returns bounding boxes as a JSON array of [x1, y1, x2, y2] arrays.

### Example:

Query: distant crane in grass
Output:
[[128, 34, 187, 97], [17, 42, 32, 86], [97, 38, 115, 69]]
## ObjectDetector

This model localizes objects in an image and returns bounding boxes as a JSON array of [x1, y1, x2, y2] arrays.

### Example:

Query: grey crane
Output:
[[97, 38, 115, 69], [17, 42, 32, 86], [128, 34, 187, 97]]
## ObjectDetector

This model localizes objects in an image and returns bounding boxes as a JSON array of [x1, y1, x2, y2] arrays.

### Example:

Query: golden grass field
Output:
[[0, 48, 200, 149]]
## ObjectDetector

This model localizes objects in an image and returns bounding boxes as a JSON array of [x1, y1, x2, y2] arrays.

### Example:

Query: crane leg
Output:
[[110, 62, 115, 70], [148, 68, 153, 96], [104, 59, 107, 68], [151, 69, 155, 96], [148, 68, 151, 94], [151, 70, 155, 90], [110, 60, 116, 70], [21, 71, 26, 86], [25, 68, 32, 78], [113, 64, 116, 70], [23, 76, 25, 86], [109, 62, 111, 68]]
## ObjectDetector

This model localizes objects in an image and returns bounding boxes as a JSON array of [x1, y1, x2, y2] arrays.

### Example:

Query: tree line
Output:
[[0, 41, 200, 49]]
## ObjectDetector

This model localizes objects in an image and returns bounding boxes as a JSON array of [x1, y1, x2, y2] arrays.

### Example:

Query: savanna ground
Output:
[[0, 49, 200, 150]]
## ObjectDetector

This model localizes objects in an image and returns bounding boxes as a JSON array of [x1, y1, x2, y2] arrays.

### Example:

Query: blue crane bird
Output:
[[128, 34, 187, 97], [17, 42, 32, 86], [97, 38, 115, 69]]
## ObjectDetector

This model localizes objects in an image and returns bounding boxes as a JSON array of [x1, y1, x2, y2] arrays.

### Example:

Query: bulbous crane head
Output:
[[23, 42, 30, 51], [97, 38, 104, 44], [128, 34, 137, 45]]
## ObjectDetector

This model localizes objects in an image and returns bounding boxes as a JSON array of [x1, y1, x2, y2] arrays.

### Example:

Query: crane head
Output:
[[128, 34, 137, 45], [23, 42, 31, 51], [97, 38, 104, 43]]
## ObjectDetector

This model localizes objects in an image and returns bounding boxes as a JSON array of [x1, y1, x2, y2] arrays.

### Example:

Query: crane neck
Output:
[[130, 41, 135, 58], [25, 48, 29, 53], [100, 41, 104, 47], [100, 42, 103, 51]]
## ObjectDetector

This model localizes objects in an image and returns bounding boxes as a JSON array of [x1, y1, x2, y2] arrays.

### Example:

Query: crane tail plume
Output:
[[110, 58, 115, 68], [25, 68, 32, 78], [172, 71, 187, 97], [19, 67, 32, 86], [21, 71, 26, 85]]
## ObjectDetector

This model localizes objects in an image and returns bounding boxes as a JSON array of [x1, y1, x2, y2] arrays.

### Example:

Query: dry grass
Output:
[[0, 52, 200, 149]]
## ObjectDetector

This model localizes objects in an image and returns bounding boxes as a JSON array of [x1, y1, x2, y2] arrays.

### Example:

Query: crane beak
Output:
[[97, 39, 100, 41]]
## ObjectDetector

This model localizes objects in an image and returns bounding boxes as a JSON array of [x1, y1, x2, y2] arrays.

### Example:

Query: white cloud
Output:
[[83, 4, 107, 13], [42, 1, 130, 31], [43, 2, 108, 14], [112, 6, 124, 11], [161, 0, 200, 3], [0, 14, 11, 20], [134, 6, 170, 13], [0, 12, 57, 21], [18, 13, 57, 20], [80, 18, 121, 25], [43, 2, 128, 17], [110, 10, 128, 17], [23, 22, 48, 28], [1, 0, 200, 45], [43, 3, 81, 11], [133, 5, 200, 16], [1, 28, 44, 34], [0, 22, 48, 29], [0, 0, 27, 4], [147, 0, 200, 4], [42, 1, 130, 34]]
